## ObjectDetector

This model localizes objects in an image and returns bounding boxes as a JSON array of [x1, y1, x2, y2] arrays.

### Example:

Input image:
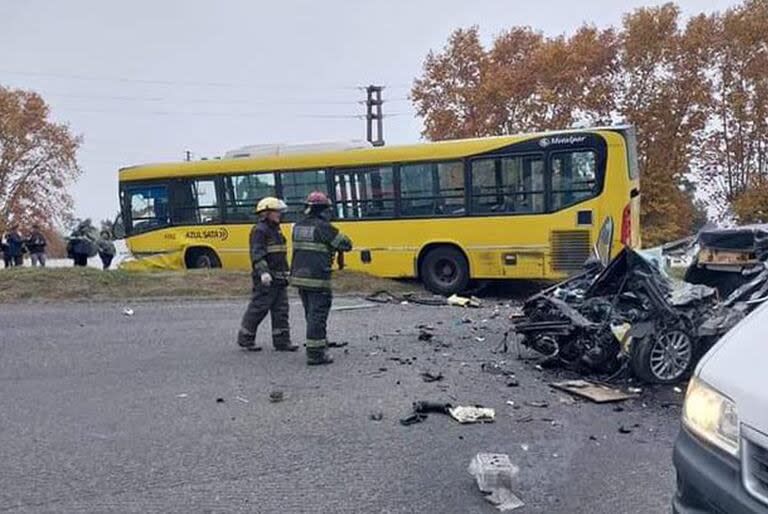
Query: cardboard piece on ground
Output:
[[550, 379, 635, 403]]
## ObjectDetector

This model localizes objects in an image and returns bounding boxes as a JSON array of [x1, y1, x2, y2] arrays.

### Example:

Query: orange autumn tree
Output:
[[618, 5, 716, 244], [0, 86, 81, 237], [700, 0, 768, 222]]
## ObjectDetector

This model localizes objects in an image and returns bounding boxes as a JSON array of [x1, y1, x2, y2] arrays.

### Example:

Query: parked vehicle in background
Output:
[[117, 126, 640, 294], [674, 300, 768, 513]]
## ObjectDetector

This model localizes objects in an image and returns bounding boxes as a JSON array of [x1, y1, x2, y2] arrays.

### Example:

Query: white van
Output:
[[674, 300, 768, 513]]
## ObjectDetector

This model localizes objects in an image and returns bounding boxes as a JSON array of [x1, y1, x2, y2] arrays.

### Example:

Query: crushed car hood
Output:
[[698, 300, 768, 430]]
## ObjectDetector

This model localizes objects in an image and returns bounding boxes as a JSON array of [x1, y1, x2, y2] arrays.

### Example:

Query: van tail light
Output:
[[621, 203, 632, 247]]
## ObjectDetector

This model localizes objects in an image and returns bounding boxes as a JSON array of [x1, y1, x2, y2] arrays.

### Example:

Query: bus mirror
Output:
[[112, 213, 126, 239], [595, 217, 614, 267]]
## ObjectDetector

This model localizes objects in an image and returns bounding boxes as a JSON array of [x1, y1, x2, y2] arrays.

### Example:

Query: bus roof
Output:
[[118, 125, 632, 182]]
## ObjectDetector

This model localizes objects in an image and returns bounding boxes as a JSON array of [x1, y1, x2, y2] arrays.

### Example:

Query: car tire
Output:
[[630, 329, 694, 384], [420, 246, 470, 296]]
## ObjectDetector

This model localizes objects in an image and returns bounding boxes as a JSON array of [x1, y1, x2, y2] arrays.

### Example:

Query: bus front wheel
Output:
[[186, 248, 221, 269], [420, 246, 469, 296]]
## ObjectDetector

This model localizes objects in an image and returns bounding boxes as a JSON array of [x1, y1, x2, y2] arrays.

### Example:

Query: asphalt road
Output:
[[0, 297, 684, 513]]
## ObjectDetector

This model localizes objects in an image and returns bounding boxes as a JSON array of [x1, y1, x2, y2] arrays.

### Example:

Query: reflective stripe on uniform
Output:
[[266, 244, 287, 253], [273, 271, 290, 279], [292, 241, 329, 253], [253, 259, 270, 272], [290, 276, 332, 289], [330, 232, 349, 249], [306, 338, 327, 349]]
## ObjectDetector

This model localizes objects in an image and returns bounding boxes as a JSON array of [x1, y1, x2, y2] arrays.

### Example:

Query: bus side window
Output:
[[280, 169, 327, 222], [400, 161, 465, 217], [334, 167, 394, 219], [170, 179, 221, 225], [551, 150, 598, 211], [223, 172, 276, 222], [128, 185, 170, 233]]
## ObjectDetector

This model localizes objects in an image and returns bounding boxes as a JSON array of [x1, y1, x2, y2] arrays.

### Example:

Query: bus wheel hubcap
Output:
[[435, 259, 456, 283]]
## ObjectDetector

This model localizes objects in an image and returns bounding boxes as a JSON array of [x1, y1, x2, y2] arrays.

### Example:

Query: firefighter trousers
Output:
[[298, 288, 332, 349], [238, 284, 290, 347]]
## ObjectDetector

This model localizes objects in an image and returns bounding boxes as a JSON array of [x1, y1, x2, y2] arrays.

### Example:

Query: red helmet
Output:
[[305, 191, 332, 206]]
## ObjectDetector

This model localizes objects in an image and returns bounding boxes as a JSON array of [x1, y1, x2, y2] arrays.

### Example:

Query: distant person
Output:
[[67, 219, 99, 267], [0, 235, 8, 268], [97, 230, 116, 270], [27, 224, 47, 267], [5, 226, 25, 267]]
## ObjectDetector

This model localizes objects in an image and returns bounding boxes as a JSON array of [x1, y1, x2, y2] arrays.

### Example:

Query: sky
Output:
[[0, 0, 740, 223]]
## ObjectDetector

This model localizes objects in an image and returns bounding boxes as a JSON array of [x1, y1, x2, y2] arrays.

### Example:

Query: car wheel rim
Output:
[[649, 330, 692, 381]]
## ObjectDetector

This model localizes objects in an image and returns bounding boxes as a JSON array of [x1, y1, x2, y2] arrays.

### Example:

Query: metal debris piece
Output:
[[418, 330, 435, 341], [122, 307, 134, 317], [331, 303, 380, 312], [449, 406, 495, 424], [550, 379, 635, 403], [468, 453, 524, 511], [524, 401, 549, 408], [268, 391, 284, 403], [420, 371, 444, 383], [235, 396, 249, 404]]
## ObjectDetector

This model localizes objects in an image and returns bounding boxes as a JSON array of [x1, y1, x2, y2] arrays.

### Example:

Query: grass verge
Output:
[[0, 268, 421, 303]]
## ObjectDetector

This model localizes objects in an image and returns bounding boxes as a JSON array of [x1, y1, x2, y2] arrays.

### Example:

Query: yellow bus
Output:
[[117, 126, 640, 294]]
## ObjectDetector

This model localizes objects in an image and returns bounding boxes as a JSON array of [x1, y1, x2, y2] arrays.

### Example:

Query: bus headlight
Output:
[[683, 377, 740, 457]]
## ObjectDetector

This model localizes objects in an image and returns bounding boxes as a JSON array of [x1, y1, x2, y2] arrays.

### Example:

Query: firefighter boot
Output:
[[306, 347, 334, 366]]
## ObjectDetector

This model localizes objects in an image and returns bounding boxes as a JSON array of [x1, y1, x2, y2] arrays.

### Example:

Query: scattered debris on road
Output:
[[400, 401, 495, 425], [235, 396, 249, 404], [122, 307, 135, 317], [216, 397, 225, 403], [449, 405, 495, 424], [369, 412, 383, 421], [268, 391, 284, 403], [524, 400, 549, 408], [448, 294, 482, 308], [468, 453, 524, 511], [331, 303, 380, 312], [420, 370, 444, 383], [365, 290, 448, 306], [550, 379, 635, 403]]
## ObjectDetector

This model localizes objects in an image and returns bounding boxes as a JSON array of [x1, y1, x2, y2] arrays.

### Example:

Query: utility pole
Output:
[[365, 85, 384, 147], [185, 150, 192, 162]]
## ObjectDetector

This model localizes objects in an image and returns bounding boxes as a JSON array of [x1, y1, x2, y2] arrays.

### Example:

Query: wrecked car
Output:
[[514, 227, 768, 384], [514, 248, 717, 384], [686, 224, 768, 297]]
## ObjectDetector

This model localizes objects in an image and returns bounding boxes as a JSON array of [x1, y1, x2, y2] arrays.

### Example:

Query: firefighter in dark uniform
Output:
[[236, 197, 297, 352], [290, 191, 352, 365]]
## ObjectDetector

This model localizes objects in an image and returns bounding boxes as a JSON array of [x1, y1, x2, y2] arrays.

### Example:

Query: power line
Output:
[[41, 91, 411, 106], [50, 105, 412, 119], [0, 69, 397, 91]]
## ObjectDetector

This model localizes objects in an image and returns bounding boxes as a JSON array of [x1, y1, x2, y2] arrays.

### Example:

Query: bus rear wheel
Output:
[[420, 246, 469, 296], [186, 248, 221, 269]]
